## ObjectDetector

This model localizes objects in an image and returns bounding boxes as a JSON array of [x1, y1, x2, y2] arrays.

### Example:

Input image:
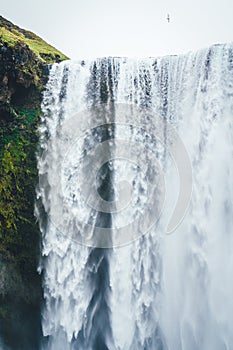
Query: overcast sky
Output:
[[1, 0, 233, 59]]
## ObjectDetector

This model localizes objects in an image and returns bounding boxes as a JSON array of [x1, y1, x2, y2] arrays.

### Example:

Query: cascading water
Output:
[[36, 43, 233, 350]]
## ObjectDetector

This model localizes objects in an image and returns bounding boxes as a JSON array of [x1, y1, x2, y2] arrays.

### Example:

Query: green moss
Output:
[[0, 16, 69, 63], [0, 15, 62, 345], [0, 107, 40, 281]]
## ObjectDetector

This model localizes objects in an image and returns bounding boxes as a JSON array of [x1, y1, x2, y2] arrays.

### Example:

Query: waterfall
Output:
[[36, 43, 233, 350]]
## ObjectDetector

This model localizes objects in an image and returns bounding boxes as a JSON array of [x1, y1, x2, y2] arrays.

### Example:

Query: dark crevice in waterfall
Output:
[[87, 58, 119, 106], [73, 248, 112, 350], [100, 62, 109, 103], [73, 182, 113, 348], [59, 66, 69, 102], [139, 67, 152, 108], [201, 49, 212, 93], [87, 61, 99, 105], [204, 49, 212, 81], [72, 66, 116, 349], [160, 63, 169, 118], [227, 47, 233, 71], [152, 59, 159, 74], [106, 60, 115, 102], [160, 61, 170, 164], [94, 159, 115, 229], [56, 65, 69, 134]]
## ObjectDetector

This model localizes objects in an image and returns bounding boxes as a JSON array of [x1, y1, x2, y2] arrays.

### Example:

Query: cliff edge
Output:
[[0, 16, 68, 349]]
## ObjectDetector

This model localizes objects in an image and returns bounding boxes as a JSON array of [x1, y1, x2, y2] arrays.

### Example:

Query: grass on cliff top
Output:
[[0, 16, 69, 63]]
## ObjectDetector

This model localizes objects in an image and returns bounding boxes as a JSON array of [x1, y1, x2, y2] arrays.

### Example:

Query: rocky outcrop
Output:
[[0, 41, 49, 121], [0, 16, 68, 349]]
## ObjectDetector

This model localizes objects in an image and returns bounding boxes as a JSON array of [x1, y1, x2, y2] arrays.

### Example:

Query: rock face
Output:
[[0, 16, 68, 349], [0, 15, 68, 122], [0, 41, 48, 121]]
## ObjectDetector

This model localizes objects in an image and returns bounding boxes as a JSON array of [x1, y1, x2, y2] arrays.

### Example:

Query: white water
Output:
[[37, 43, 233, 349]]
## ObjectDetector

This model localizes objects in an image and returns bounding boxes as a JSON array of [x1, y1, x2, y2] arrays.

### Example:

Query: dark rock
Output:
[[0, 16, 68, 349]]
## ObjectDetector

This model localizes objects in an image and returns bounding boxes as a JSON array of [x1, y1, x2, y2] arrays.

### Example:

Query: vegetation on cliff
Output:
[[0, 16, 68, 63], [0, 15, 68, 347]]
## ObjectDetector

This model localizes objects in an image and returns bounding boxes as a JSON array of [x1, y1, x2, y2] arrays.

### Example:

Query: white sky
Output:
[[1, 0, 233, 59]]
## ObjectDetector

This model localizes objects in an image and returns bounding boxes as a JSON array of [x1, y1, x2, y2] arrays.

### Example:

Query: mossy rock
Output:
[[0, 16, 69, 63], [0, 16, 68, 346]]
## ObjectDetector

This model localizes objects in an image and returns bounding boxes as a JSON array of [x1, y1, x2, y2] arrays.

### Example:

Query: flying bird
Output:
[[167, 14, 170, 23]]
